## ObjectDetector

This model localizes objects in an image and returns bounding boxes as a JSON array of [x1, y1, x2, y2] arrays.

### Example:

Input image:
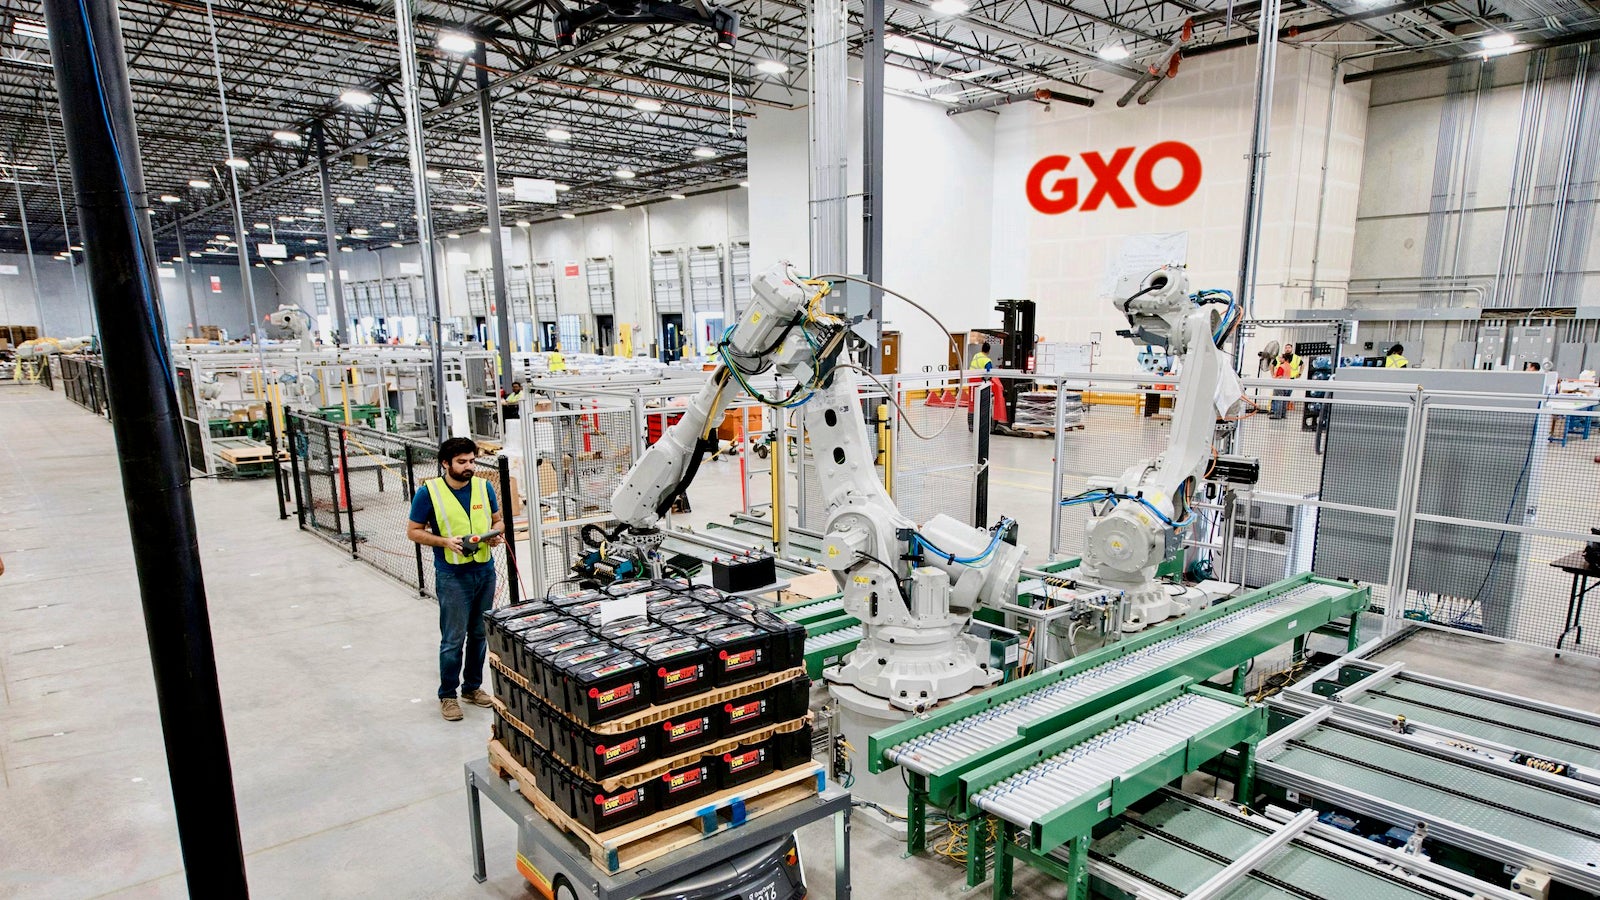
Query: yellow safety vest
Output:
[[1286, 354, 1303, 378], [1385, 354, 1408, 369], [971, 352, 994, 371], [549, 351, 567, 373], [504, 390, 523, 406], [425, 476, 492, 565]]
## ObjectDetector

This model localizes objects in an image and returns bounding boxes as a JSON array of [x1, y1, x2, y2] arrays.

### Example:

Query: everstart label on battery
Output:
[[590, 681, 638, 709], [659, 664, 703, 689], [664, 766, 707, 793], [599, 788, 643, 815], [727, 698, 766, 723], [598, 738, 643, 763], [719, 648, 763, 672], [726, 748, 766, 772], [666, 717, 709, 743]]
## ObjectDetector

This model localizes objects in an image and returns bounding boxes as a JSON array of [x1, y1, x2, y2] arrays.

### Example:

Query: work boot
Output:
[[440, 698, 464, 721], [462, 688, 494, 707]]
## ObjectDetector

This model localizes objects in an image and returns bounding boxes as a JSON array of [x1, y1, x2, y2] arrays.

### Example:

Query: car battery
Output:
[[566, 650, 652, 725], [593, 616, 658, 643], [716, 677, 811, 736], [650, 602, 716, 630], [771, 723, 814, 770], [615, 627, 682, 654], [711, 552, 777, 593], [490, 666, 527, 721], [547, 588, 605, 608], [636, 637, 715, 704], [493, 611, 567, 670], [702, 619, 775, 685], [485, 601, 554, 656], [687, 587, 727, 603], [716, 736, 774, 789], [748, 609, 808, 671], [513, 619, 585, 685], [659, 710, 720, 755], [543, 710, 578, 764], [558, 600, 605, 623], [711, 596, 763, 618], [658, 759, 718, 806], [569, 721, 656, 781], [532, 745, 562, 804], [548, 643, 619, 715], [529, 633, 605, 707], [569, 773, 656, 833]]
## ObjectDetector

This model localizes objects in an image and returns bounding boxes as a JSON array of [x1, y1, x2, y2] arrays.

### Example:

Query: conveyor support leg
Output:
[[1292, 633, 1307, 662], [992, 826, 1015, 900], [1237, 740, 1258, 805], [1231, 664, 1247, 695], [966, 813, 989, 888], [1347, 612, 1361, 651], [906, 773, 928, 857], [1065, 836, 1089, 900]]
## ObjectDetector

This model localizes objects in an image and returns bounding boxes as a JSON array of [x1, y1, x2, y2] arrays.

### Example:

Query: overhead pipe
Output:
[[312, 121, 348, 346], [1118, 20, 1188, 108], [1536, 43, 1587, 310], [863, 0, 885, 372], [1345, 28, 1600, 83], [1495, 52, 1546, 308], [951, 88, 1094, 115], [1233, 0, 1282, 368], [201, 0, 265, 351], [1183, 0, 1434, 59], [40, 0, 249, 893]]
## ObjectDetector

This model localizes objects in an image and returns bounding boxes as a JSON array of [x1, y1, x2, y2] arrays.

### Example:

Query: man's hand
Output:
[[442, 536, 465, 555], [487, 533, 505, 547]]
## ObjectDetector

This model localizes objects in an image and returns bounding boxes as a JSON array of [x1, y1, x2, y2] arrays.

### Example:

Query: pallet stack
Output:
[[1015, 389, 1085, 432], [483, 580, 816, 852]]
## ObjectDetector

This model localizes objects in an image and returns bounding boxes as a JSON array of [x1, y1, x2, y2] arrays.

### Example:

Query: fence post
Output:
[[266, 400, 288, 521], [337, 425, 358, 560], [498, 454, 521, 606], [405, 443, 427, 597], [975, 381, 992, 526], [286, 413, 307, 529], [1049, 378, 1067, 560]]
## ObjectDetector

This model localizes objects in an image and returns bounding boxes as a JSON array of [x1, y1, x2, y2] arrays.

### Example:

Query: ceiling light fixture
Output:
[[561, 213, 576, 219], [273, 129, 301, 144], [336, 196, 355, 205], [391, 242, 403, 248], [516, 219, 531, 227], [254, 223, 269, 230], [633, 98, 663, 112], [930, 0, 969, 13], [381, 221, 397, 228], [278, 214, 295, 222], [189, 179, 211, 189], [670, 193, 687, 200], [755, 59, 788, 74], [615, 168, 636, 179], [340, 88, 374, 107], [351, 228, 369, 236], [546, 128, 573, 141], [692, 147, 716, 158], [438, 31, 476, 53], [609, 204, 626, 210], [159, 194, 181, 203], [303, 207, 320, 215], [425, 168, 441, 179], [1480, 32, 1517, 55], [738, 180, 750, 188], [340, 246, 353, 252], [225, 157, 249, 169], [479, 226, 491, 233], [190, 251, 201, 257], [554, 183, 571, 192], [214, 233, 229, 241], [451, 203, 471, 212], [1097, 43, 1130, 61], [931, 92, 962, 103], [448, 232, 460, 239], [374, 184, 395, 193], [12, 20, 48, 40]]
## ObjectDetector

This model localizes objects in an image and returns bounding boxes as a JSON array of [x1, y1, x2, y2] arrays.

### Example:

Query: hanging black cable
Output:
[[40, 0, 249, 892]]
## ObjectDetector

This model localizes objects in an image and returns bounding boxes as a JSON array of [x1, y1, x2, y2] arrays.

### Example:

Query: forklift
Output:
[[970, 298, 1038, 436]]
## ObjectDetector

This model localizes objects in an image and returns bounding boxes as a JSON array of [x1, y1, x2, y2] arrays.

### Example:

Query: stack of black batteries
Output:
[[485, 580, 814, 833]]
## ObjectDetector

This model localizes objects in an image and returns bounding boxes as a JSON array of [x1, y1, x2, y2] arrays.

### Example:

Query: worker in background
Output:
[[1269, 351, 1293, 419], [503, 380, 524, 421], [1385, 344, 1410, 368], [1282, 342, 1303, 379], [548, 345, 567, 374], [1524, 361, 1542, 372], [971, 342, 996, 372], [406, 437, 503, 722]]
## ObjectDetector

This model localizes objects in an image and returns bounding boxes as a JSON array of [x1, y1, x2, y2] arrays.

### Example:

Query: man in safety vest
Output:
[[406, 436, 504, 721], [1385, 344, 1409, 368], [503, 380, 524, 421], [548, 346, 567, 373], [1281, 343, 1303, 379], [971, 343, 996, 372]]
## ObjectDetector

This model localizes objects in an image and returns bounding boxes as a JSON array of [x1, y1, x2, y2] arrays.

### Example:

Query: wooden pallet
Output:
[[494, 698, 812, 791], [488, 653, 806, 735], [486, 738, 824, 873]]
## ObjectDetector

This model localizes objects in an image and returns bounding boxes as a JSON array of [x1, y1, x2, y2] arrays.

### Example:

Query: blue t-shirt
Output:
[[409, 478, 499, 570]]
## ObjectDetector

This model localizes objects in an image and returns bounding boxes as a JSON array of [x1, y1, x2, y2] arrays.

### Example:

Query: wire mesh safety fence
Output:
[[55, 354, 109, 416], [890, 380, 987, 527], [282, 411, 522, 607], [1400, 403, 1600, 652]]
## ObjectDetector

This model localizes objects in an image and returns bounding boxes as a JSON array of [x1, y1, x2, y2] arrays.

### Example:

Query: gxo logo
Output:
[[1026, 141, 1202, 214]]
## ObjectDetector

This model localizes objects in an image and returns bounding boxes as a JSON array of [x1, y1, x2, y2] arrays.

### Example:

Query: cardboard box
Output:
[[778, 570, 839, 605]]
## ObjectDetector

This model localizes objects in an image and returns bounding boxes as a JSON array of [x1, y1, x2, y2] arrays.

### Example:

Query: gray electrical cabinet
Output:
[[1314, 368, 1548, 636]]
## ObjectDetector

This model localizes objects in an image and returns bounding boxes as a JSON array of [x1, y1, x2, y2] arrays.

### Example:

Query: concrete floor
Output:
[[4, 383, 1599, 899]]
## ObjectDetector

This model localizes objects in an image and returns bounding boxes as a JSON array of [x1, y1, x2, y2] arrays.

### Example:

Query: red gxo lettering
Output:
[[1026, 142, 1202, 214]]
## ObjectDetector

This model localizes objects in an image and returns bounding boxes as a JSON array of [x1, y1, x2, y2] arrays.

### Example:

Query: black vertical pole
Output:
[[338, 425, 358, 558], [41, 0, 249, 892], [862, 0, 886, 374], [498, 455, 520, 606], [975, 385, 992, 525], [286, 413, 306, 528], [266, 401, 287, 520], [405, 443, 427, 597], [322, 423, 338, 532]]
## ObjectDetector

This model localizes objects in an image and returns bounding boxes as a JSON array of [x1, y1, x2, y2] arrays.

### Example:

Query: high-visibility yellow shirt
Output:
[[425, 476, 492, 565], [1287, 354, 1303, 378], [548, 351, 567, 373], [1385, 354, 1409, 368], [971, 352, 994, 371]]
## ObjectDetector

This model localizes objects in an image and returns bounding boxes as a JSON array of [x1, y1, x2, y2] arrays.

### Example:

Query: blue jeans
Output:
[[437, 563, 496, 699], [1270, 389, 1289, 419]]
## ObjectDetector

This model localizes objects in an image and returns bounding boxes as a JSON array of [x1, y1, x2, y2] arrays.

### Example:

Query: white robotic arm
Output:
[[1077, 267, 1240, 630], [608, 266, 1024, 711]]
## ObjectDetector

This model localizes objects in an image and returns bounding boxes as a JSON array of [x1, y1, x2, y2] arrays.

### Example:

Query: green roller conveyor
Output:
[[1089, 793, 1496, 900], [1347, 678, 1600, 771]]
